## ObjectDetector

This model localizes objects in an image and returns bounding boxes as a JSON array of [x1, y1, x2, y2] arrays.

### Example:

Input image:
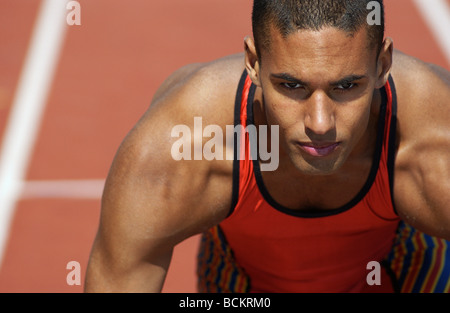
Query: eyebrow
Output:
[[270, 73, 367, 86], [331, 75, 367, 86]]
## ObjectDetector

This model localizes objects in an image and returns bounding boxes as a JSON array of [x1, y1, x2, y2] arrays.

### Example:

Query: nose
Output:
[[304, 92, 336, 137]]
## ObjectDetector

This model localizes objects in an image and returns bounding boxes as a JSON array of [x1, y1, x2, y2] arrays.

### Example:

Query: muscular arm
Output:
[[84, 57, 242, 292], [392, 52, 450, 240]]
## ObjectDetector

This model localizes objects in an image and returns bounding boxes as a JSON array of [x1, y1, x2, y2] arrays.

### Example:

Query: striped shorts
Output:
[[385, 221, 450, 292]]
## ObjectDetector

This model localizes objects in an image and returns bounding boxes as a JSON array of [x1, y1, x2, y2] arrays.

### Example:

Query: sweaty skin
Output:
[[84, 26, 450, 292]]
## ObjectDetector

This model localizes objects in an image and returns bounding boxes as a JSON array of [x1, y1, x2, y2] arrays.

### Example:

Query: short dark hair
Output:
[[252, 0, 384, 58]]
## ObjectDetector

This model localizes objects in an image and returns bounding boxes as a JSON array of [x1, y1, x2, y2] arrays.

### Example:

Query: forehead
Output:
[[260, 26, 376, 80]]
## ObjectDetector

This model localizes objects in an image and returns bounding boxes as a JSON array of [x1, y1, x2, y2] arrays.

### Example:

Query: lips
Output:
[[297, 142, 340, 157]]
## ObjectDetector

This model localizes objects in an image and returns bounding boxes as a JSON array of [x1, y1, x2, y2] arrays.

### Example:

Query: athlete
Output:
[[85, 0, 450, 292]]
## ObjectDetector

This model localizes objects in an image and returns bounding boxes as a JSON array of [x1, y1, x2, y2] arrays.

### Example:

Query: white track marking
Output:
[[0, 0, 68, 266], [21, 180, 105, 199], [413, 0, 450, 66]]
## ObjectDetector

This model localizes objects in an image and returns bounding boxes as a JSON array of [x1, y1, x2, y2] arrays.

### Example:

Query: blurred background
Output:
[[0, 0, 448, 293]]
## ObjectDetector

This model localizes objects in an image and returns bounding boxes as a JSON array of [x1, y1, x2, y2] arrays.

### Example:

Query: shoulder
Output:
[[151, 53, 246, 118], [103, 54, 247, 239], [390, 50, 449, 148], [391, 50, 449, 114], [390, 50, 450, 238]]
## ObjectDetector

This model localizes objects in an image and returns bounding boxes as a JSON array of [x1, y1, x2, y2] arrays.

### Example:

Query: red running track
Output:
[[0, 0, 447, 292]]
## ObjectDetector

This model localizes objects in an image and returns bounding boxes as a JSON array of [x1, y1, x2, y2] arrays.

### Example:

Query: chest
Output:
[[258, 158, 373, 212]]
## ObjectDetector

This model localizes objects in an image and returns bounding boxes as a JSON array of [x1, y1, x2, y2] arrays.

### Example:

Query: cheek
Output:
[[337, 101, 372, 142], [262, 88, 302, 124], [263, 96, 303, 140]]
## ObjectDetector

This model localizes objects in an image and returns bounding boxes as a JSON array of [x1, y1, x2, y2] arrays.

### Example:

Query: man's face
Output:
[[256, 26, 381, 175]]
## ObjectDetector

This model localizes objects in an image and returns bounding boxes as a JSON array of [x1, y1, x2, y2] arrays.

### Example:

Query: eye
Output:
[[336, 82, 356, 91], [282, 82, 303, 90]]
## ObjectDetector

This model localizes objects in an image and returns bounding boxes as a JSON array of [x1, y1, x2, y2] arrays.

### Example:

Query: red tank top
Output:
[[219, 71, 401, 292]]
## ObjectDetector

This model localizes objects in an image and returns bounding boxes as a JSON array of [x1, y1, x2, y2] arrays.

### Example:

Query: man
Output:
[[85, 0, 450, 292]]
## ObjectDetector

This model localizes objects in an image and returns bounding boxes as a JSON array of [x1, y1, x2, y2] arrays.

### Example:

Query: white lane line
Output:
[[21, 179, 106, 199], [413, 0, 450, 66], [0, 0, 68, 267]]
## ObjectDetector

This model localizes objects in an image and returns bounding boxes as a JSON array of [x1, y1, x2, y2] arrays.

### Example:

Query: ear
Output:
[[244, 36, 262, 87], [374, 37, 394, 89]]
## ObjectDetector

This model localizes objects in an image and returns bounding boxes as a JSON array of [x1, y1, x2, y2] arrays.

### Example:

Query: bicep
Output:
[[86, 129, 208, 292], [394, 142, 450, 240]]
